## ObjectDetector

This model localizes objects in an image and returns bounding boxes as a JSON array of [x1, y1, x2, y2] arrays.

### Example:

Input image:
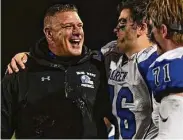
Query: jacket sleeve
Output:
[[1, 74, 18, 139], [93, 60, 118, 138]]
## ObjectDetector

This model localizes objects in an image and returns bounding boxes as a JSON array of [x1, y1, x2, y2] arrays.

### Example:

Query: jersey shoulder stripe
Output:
[[136, 45, 158, 89], [150, 47, 183, 68], [137, 45, 157, 63], [101, 40, 119, 56]]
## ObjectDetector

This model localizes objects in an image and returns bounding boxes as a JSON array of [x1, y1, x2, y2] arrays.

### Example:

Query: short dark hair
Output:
[[117, 0, 148, 25], [43, 4, 78, 28], [44, 4, 78, 17], [117, 0, 153, 37]]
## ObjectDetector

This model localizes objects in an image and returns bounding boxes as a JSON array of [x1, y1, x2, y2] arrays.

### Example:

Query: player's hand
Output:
[[7, 52, 28, 74], [104, 117, 115, 139], [104, 117, 112, 130]]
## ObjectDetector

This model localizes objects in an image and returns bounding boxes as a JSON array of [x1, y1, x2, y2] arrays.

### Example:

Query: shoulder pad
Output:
[[137, 45, 157, 63], [91, 50, 103, 62], [150, 47, 183, 68], [101, 40, 118, 55]]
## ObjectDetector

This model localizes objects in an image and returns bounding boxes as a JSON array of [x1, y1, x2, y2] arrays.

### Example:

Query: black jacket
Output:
[[1, 38, 113, 139]]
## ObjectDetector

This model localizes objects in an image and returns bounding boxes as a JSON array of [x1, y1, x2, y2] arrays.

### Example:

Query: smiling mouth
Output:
[[69, 39, 81, 46]]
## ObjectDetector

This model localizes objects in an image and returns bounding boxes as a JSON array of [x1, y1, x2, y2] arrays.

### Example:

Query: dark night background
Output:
[[2, 0, 121, 77]]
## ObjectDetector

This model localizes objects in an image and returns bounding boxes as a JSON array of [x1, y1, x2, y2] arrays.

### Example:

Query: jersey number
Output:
[[109, 85, 136, 139], [152, 64, 171, 86]]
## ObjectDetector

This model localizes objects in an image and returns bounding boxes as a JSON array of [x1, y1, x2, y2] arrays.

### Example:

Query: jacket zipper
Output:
[[64, 69, 68, 98]]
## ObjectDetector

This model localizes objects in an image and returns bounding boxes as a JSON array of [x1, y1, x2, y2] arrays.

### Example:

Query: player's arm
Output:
[[148, 57, 183, 138], [7, 52, 29, 74], [171, 92, 183, 96], [1, 74, 18, 138], [151, 94, 160, 127], [93, 63, 110, 138], [93, 56, 117, 138], [157, 92, 183, 139]]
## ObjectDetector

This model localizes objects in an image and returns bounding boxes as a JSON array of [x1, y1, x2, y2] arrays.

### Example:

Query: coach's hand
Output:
[[7, 52, 28, 74]]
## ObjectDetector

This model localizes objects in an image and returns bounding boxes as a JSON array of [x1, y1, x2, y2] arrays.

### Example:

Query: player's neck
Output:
[[125, 46, 141, 58], [138, 35, 153, 50], [125, 37, 153, 58], [163, 40, 183, 52]]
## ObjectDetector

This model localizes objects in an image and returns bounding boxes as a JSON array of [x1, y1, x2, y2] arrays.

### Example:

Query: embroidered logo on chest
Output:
[[76, 71, 96, 88]]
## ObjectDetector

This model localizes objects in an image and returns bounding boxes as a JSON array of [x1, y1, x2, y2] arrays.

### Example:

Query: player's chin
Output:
[[117, 40, 125, 49]]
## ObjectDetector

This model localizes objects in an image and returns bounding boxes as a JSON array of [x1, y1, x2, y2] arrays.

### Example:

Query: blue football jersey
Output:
[[147, 47, 183, 102]]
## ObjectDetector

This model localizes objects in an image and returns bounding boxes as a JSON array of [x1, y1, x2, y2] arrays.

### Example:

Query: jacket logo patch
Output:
[[76, 71, 95, 88], [81, 75, 94, 87], [41, 76, 50, 81]]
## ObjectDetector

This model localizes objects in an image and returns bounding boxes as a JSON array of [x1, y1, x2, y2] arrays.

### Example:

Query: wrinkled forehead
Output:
[[52, 11, 83, 25]]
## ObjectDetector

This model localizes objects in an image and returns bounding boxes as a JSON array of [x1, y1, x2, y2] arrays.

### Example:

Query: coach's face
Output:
[[115, 8, 137, 53], [45, 11, 84, 56]]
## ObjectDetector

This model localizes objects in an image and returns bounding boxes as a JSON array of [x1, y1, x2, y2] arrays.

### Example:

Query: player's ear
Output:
[[160, 24, 168, 38], [137, 23, 147, 37], [43, 26, 53, 42]]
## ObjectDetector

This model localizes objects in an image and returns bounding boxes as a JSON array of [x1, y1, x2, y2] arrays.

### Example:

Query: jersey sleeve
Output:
[[93, 59, 118, 138], [137, 45, 158, 93], [147, 57, 183, 102], [100, 40, 122, 79], [100, 40, 117, 56]]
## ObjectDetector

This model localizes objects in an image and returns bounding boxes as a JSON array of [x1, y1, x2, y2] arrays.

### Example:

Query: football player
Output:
[[146, 0, 183, 138], [101, 0, 159, 139]]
